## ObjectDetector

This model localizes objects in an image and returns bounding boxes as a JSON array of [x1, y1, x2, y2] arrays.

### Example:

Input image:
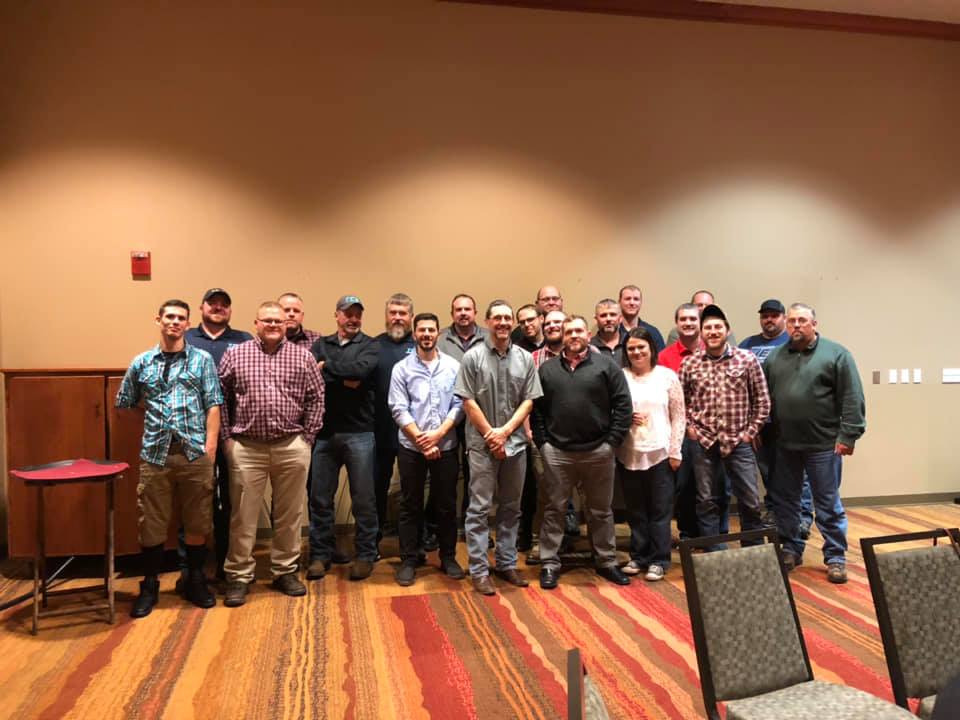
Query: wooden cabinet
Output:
[[4, 370, 145, 557]]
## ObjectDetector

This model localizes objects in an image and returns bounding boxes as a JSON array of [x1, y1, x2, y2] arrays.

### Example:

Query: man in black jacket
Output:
[[532, 315, 633, 589], [308, 295, 380, 581]]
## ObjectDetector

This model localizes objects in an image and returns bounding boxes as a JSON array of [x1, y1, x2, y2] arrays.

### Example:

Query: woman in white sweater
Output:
[[616, 327, 685, 581]]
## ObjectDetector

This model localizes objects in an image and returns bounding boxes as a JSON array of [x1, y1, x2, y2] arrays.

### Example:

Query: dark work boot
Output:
[[130, 577, 160, 618], [184, 544, 215, 609]]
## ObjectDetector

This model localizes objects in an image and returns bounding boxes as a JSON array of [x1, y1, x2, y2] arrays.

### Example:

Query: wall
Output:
[[1, 1, 959, 525]]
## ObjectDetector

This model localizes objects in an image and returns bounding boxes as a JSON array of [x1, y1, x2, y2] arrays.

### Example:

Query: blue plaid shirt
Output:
[[116, 344, 224, 465]]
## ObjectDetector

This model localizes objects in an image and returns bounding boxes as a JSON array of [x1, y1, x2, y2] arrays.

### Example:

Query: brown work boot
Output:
[[472, 574, 496, 596], [493, 568, 529, 587]]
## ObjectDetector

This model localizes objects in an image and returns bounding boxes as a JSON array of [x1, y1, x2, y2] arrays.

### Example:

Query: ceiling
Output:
[[698, 0, 960, 24]]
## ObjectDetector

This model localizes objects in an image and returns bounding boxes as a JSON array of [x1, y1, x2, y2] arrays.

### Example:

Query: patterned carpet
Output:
[[1, 503, 958, 720]]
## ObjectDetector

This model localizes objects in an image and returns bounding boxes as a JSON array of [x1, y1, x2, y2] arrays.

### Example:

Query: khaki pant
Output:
[[138, 451, 214, 547], [224, 435, 310, 583]]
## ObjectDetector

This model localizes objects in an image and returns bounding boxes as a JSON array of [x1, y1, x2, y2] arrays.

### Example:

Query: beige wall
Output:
[[1, 1, 959, 519]]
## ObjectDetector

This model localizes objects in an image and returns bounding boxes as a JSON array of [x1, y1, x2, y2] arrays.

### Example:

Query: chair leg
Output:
[[32, 544, 40, 636], [106, 476, 115, 623], [38, 487, 48, 610]]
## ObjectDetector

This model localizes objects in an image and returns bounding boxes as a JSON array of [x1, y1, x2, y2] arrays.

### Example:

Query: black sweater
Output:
[[311, 332, 378, 436], [532, 353, 632, 451]]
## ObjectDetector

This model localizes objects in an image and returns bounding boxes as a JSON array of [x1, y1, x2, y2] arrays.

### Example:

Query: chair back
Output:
[[861, 528, 960, 706], [681, 529, 812, 716]]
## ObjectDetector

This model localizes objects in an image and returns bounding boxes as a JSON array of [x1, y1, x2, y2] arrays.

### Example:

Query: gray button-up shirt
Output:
[[439, 324, 488, 363], [455, 336, 543, 457], [388, 351, 464, 452]]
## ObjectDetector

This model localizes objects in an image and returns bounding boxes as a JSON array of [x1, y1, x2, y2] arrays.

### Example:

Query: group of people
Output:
[[116, 282, 865, 615]]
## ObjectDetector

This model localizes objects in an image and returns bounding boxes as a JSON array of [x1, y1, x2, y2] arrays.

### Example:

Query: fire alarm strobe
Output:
[[131, 251, 151, 277]]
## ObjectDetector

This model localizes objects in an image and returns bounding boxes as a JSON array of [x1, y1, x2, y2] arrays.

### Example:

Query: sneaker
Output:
[[224, 580, 249, 607], [827, 563, 848, 584], [272, 573, 307, 596], [396, 564, 416, 587], [644, 565, 665, 582], [622, 560, 643, 576]]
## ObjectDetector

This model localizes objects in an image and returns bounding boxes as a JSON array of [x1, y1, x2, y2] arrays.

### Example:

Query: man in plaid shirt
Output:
[[679, 304, 770, 549], [218, 300, 325, 606], [116, 299, 223, 618]]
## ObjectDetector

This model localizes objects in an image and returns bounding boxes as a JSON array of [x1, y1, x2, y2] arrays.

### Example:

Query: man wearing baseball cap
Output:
[[185, 288, 253, 583], [308, 295, 381, 581], [740, 299, 814, 538], [679, 304, 770, 549]]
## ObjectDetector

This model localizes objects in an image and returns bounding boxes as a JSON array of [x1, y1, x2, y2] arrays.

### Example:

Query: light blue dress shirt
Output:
[[388, 351, 464, 452]]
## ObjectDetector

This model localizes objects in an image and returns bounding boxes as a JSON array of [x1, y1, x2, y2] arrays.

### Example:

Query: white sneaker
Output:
[[645, 565, 665, 582], [622, 560, 642, 576]]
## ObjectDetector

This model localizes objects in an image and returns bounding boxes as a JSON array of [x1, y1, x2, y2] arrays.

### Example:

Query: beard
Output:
[[387, 323, 409, 341]]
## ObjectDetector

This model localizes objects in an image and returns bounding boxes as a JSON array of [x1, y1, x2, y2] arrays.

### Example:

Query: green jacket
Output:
[[763, 335, 865, 451]]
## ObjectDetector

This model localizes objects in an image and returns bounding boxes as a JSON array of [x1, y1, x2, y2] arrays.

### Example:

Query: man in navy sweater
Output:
[[532, 315, 633, 589], [372, 293, 416, 553]]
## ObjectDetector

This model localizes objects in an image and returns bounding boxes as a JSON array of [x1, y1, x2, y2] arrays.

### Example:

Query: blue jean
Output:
[[769, 447, 847, 565], [675, 436, 729, 538], [309, 432, 378, 562], [620, 459, 673, 569], [758, 424, 813, 528], [465, 449, 526, 577], [692, 441, 763, 550]]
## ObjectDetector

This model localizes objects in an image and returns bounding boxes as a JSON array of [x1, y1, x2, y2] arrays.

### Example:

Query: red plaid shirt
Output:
[[679, 344, 770, 456], [219, 337, 325, 443]]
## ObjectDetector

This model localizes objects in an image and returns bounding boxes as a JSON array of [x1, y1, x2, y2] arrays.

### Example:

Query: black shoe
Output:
[[396, 564, 416, 587], [130, 578, 160, 618], [597, 565, 631, 586], [517, 534, 533, 553], [272, 573, 307, 596], [174, 572, 188, 597], [564, 513, 581, 536], [331, 549, 351, 564], [224, 580, 249, 607], [440, 558, 466, 580], [539, 567, 559, 590], [306, 558, 331, 580], [422, 532, 439, 552], [185, 572, 216, 609]]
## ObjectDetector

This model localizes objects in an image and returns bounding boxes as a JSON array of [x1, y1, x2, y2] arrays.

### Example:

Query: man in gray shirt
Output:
[[455, 299, 543, 595]]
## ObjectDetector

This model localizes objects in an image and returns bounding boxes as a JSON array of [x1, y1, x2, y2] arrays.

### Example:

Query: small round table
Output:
[[10, 458, 129, 635]]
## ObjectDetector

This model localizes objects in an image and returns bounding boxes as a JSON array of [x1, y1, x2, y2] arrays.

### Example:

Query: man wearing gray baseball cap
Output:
[[308, 295, 381, 581]]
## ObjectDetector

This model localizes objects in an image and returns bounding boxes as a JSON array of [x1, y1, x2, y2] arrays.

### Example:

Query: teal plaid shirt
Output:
[[116, 344, 223, 465]]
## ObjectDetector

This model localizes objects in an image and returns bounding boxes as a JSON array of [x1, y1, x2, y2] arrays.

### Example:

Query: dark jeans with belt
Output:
[[620, 458, 673, 569], [397, 446, 459, 565], [674, 436, 729, 539]]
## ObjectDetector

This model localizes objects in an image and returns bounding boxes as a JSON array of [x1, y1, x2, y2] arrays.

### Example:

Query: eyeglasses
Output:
[[257, 318, 285, 326]]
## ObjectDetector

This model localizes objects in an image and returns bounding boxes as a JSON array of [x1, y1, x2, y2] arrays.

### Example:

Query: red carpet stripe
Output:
[[34, 617, 136, 719], [392, 594, 479, 720]]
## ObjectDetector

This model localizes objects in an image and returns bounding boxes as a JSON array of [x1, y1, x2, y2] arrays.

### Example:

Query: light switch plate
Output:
[[888, 369, 898, 384]]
